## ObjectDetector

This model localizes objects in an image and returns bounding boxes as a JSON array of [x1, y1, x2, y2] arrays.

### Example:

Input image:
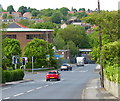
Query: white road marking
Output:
[[2, 87, 11, 90], [86, 86, 98, 89], [79, 70, 88, 72], [27, 89, 34, 92], [44, 85, 48, 87], [14, 93, 24, 97], [36, 87, 42, 89], [4, 97, 10, 99]]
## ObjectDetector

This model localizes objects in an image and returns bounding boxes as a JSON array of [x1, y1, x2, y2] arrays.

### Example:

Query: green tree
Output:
[[59, 7, 70, 16], [2, 13, 7, 19], [2, 38, 22, 69], [7, 5, 15, 14], [18, 19, 35, 27], [74, 12, 88, 19], [56, 25, 90, 48], [29, 22, 56, 29], [82, 11, 119, 63], [6, 15, 13, 19], [51, 11, 63, 24], [18, 6, 27, 15], [24, 38, 56, 68], [31, 10, 39, 17]]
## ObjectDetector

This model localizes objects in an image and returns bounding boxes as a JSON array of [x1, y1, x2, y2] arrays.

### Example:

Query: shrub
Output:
[[0, 68, 6, 84], [4, 70, 12, 82], [102, 40, 120, 83], [2, 69, 24, 82]]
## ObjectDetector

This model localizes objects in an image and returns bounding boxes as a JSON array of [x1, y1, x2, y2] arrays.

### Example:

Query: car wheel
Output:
[[46, 79, 49, 81], [57, 79, 60, 81]]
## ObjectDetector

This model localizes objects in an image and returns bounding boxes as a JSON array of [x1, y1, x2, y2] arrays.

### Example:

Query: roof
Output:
[[3, 28, 54, 32], [8, 22, 27, 28]]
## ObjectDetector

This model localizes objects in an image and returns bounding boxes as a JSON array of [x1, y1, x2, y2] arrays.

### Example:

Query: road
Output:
[[2, 64, 99, 99]]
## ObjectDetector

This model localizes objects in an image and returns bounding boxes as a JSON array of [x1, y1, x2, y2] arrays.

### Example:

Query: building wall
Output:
[[5, 31, 53, 50]]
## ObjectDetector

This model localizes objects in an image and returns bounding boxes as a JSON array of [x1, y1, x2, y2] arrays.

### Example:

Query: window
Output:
[[26, 34, 43, 39], [5, 35, 16, 39]]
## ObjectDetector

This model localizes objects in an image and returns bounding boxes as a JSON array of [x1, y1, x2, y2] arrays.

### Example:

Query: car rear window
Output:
[[62, 65, 68, 66], [48, 72, 57, 74]]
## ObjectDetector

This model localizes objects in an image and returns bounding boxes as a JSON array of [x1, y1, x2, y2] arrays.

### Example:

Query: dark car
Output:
[[46, 71, 61, 81], [60, 64, 72, 71]]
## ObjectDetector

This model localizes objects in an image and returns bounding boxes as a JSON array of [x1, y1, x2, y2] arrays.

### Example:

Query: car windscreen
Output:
[[48, 72, 57, 74]]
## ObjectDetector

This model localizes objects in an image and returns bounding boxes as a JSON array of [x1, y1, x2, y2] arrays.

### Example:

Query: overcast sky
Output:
[[0, 0, 119, 11]]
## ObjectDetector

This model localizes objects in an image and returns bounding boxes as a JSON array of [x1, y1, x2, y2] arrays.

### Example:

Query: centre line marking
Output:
[[14, 93, 24, 97], [36, 87, 42, 89], [44, 85, 48, 87], [27, 89, 34, 92], [4, 97, 10, 99]]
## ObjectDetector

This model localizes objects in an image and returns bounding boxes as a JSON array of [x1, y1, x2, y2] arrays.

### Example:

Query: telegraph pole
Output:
[[98, 0, 104, 88]]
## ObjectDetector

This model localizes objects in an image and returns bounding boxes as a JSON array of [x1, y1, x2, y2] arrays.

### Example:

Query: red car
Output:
[[46, 71, 61, 81]]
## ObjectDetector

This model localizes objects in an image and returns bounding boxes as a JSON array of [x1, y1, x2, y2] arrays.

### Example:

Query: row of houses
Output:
[[2, 12, 32, 19]]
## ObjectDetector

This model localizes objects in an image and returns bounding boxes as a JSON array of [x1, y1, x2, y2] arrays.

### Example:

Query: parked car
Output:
[[46, 70, 61, 81], [60, 64, 72, 71]]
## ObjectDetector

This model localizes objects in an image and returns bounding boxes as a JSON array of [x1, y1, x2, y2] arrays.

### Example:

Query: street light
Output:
[[98, 0, 104, 88]]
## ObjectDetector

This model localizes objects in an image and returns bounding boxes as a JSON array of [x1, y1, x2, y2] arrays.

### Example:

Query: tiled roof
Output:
[[8, 22, 27, 28]]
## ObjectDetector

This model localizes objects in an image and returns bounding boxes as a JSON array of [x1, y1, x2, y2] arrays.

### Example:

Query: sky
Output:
[[0, 0, 120, 11]]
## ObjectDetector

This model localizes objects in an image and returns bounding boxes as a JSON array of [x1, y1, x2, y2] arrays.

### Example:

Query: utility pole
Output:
[[98, 0, 104, 88]]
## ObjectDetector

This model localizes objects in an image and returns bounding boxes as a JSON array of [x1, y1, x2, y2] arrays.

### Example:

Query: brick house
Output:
[[11, 12, 22, 17], [3, 28, 54, 50]]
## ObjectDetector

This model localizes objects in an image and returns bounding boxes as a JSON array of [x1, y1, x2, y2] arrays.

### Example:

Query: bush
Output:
[[11, 69, 24, 81], [1, 69, 24, 83], [0, 68, 6, 84], [4, 70, 13, 82], [102, 40, 120, 83]]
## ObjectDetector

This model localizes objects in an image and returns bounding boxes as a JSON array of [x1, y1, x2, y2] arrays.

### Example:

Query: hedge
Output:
[[102, 40, 120, 83], [1, 69, 24, 83]]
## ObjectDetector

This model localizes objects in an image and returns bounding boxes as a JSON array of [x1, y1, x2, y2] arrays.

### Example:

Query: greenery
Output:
[[24, 38, 57, 68], [53, 25, 90, 58], [7, 5, 15, 14], [29, 22, 56, 29], [2, 38, 22, 69], [0, 68, 24, 84], [82, 11, 120, 83]]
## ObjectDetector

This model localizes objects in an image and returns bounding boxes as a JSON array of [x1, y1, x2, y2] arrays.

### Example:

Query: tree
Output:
[[31, 10, 39, 17], [18, 19, 35, 27], [79, 8, 86, 11], [7, 5, 15, 14], [2, 13, 7, 19], [24, 38, 56, 68], [2, 38, 22, 69], [29, 22, 56, 29], [59, 7, 70, 16], [18, 6, 27, 15], [56, 25, 90, 48], [7, 15, 13, 19], [74, 12, 88, 19], [82, 11, 119, 63], [51, 11, 63, 24]]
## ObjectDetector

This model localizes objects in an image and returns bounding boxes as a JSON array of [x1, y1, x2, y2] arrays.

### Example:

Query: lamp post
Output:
[[98, 0, 104, 88]]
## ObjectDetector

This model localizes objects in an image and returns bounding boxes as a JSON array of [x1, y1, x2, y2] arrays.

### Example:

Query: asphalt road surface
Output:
[[2, 64, 99, 99]]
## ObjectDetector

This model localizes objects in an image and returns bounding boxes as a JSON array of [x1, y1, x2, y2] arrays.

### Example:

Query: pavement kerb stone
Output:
[[0, 79, 33, 87]]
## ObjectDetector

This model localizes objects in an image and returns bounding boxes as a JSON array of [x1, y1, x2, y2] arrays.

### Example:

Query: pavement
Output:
[[82, 78, 119, 100], [82, 64, 119, 100], [0, 79, 33, 87]]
